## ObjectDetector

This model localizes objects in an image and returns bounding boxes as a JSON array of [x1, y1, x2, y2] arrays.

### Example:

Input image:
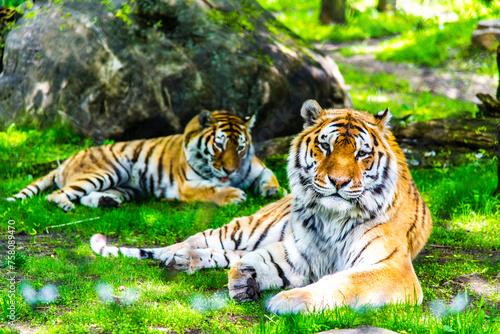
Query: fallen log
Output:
[[392, 117, 498, 151]]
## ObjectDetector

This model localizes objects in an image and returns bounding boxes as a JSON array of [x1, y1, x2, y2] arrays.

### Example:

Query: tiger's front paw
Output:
[[217, 187, 246, 205], [80, 192, 122, 208], [260, 183, 280, 197], [228, 262, 260, 302], [167, 248, 207, 274], [47, 193, 75, 212], [266, 288, 316, 315]]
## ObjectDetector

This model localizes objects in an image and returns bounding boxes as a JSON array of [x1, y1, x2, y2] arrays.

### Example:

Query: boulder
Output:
[[0, 0, 351, 143]]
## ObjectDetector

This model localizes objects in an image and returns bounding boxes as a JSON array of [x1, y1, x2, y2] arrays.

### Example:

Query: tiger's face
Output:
[[288, 100, 399, 217], [184, 110, 255, 183]]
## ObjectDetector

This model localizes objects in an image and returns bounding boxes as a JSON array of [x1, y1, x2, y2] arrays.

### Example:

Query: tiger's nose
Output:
[[223, 167, 236, 176], [329, 176, 348, 190]]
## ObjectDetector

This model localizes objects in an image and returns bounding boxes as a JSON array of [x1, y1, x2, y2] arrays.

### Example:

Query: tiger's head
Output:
[[183, 110, 256, 184], [288, 100, 402, 219]]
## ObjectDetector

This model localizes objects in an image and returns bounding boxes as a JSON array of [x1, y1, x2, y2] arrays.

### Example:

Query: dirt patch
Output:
[[417, 244, 500, 304], [452, 273, 500, 296], [153, 327, 200, 334], [4, 323, 39, 334], [221, 312, 259, 326]]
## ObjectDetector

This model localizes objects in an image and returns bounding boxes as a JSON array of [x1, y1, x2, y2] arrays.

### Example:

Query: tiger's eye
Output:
[[237, 145, 246, 152], [357, 151, 368, 158], [320, 142, 330, 151]]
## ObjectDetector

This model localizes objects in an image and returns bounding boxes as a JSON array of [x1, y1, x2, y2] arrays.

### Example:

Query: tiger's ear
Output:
[[374, 107, 392, 130], [301, 100, 323, 127], [198, 110, 214, 128], [244, 114, 256, 130]]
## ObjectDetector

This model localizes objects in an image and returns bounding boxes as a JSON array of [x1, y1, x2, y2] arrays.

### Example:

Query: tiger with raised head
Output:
[[91, 100, 432, 314], [8, 110, 280, 211]]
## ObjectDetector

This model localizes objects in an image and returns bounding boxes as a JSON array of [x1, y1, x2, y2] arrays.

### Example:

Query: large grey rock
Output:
[[0, 0, 351, 143]]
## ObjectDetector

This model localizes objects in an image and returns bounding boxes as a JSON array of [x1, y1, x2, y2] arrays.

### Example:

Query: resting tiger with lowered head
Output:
[[7, 110, 280, 211], [90, 100, 432, 314]]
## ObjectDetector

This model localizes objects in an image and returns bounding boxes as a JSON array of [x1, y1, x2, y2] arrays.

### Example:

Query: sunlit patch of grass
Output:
[[258, 0, 421, 42], [377, 19, 475, 67], [376, 17, 499, 76], [413, 159, 500, 250], [0, 123, 94, 182], [338, 63, 477, 121]]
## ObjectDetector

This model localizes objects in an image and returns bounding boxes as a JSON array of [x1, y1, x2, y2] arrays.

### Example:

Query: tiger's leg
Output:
[[46, 188, 77, 212], [265, 253, 422, 315], [90, 234, 248, 272], [46, 171, 123, 211], [164, 196, 292, 271], [169, 248, 248, 273], [179, 180, 247, 205], [228, 240, 310, 302], [246, 156, 280, 197], [91, 196, 293, 270], [80, 186, 139, 208]]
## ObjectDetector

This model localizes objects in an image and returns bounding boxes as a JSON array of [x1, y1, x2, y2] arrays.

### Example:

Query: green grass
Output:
[[375, 17, 499, 75], [338, 63, 477, 121], [257, 0, 500, 76], [413, 160, 500, 251], [1, 124, 499, 333]]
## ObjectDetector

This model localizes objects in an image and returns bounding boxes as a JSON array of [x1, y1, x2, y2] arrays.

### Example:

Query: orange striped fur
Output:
[[91, 100, 432, 314], [8, 111, 280, 211]]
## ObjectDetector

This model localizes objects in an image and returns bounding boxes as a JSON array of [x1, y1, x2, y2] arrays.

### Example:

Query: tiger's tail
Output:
[[90, 234, 175, 264], [7, 169, 58, 202]]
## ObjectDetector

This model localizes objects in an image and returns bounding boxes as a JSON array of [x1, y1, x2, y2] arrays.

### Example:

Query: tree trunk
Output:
[[377, 0, 396, 12], [495, 46, 500, 196], [319, 0, 346, 25], [497, 45, 500, 100], [477, 44, 500, 117]]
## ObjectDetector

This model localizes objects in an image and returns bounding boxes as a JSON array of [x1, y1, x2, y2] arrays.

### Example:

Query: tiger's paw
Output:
[[47, 193, 75, 212], [167, 248, 207, 274], [80, 192, 122, 208], [217, 187, 247, 205], [228, 262, 260, 302], [259, 183, 280, 197], [266, 288, 316, 315]]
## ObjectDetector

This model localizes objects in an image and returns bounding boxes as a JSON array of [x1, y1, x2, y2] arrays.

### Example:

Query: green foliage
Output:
[[115, 0, 134, 25], [0, 0, 25, 7], [207, 2, 261, 35]]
